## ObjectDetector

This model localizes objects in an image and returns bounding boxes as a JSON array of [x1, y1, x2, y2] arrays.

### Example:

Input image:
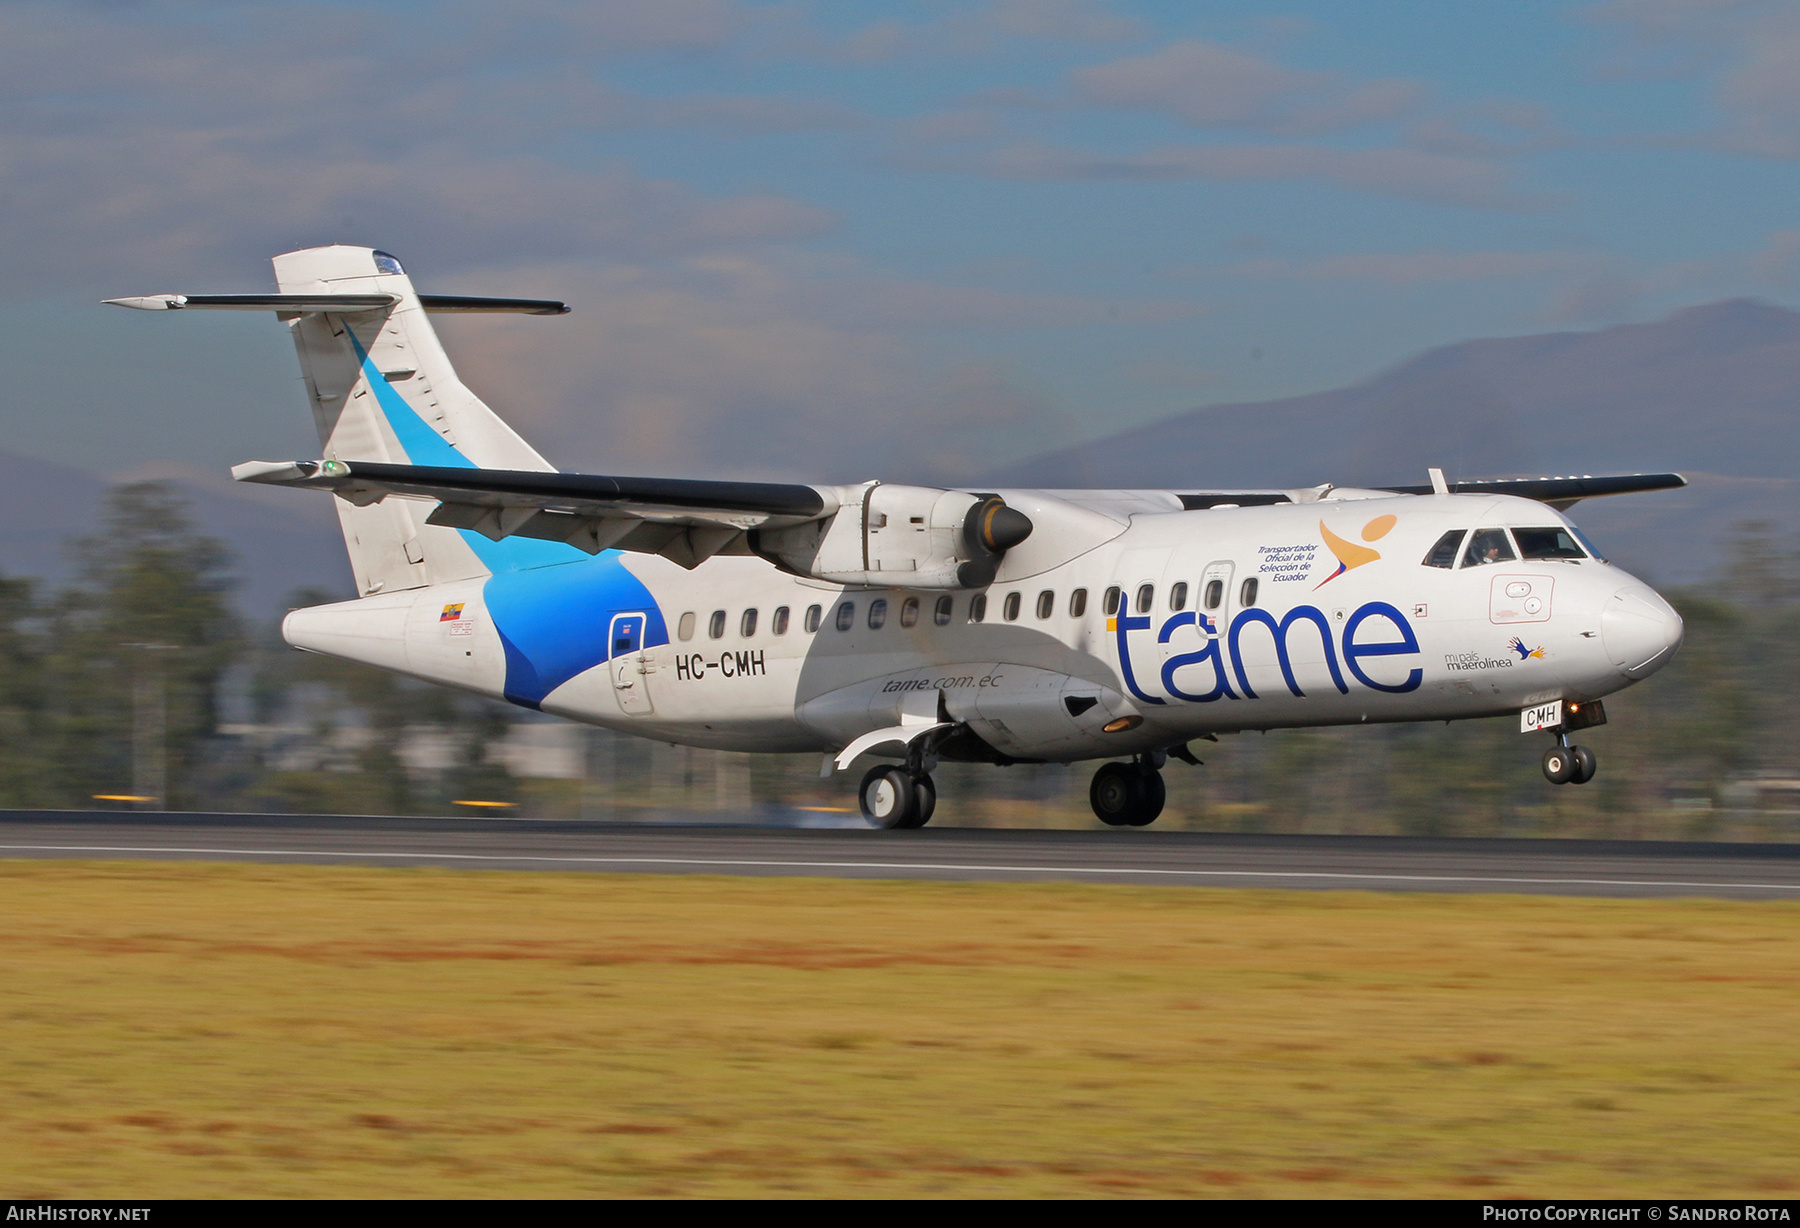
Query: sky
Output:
[[3, 0, 1800, 489]]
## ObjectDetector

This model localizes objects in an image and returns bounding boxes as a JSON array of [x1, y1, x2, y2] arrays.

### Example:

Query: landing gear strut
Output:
[[859, 764, 936, 829], [1090, 756, 1166, 827], [1542, 736, 1597, 786]]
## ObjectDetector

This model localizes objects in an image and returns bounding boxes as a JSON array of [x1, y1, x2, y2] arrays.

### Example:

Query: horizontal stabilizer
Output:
[[1379, 472, 1687, 508], [104, 293, 569, 315]]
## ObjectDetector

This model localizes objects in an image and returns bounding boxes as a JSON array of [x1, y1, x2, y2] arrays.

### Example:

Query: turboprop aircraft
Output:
[[108, 246, 1687, 828]]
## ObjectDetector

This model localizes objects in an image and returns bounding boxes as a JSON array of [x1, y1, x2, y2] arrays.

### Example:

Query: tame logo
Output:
[[1509, 636, 1546, 660], [1115, 599, 1423, 706], [1315, 514, 1397, 588]]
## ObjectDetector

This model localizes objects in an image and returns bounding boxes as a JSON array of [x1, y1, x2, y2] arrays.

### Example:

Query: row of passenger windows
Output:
[[1421, 526, 1590, 570], [672, 578, 1270, 643], [676, 596, 962, 641]]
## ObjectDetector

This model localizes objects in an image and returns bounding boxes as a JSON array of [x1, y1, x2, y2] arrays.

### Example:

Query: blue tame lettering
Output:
[[1341, 602, 1423, 693], [1228, 605, 1349, 699], [1158, 611, 1237, 703], [1113, 610, 1167, 705]]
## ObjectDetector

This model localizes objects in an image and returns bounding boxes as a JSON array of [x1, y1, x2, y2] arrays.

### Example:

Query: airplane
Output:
[[108, 246, 1687, 829]]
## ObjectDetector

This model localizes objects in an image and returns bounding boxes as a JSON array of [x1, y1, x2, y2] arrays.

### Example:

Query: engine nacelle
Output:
[[752, 483, 1032, 589]]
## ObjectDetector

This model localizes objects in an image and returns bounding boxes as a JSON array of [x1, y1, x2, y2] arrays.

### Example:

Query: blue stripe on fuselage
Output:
[[482, 552, 669, 708], [347, 331, 667, 707]]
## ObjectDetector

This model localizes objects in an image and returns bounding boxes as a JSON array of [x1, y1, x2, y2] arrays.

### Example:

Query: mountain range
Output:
[[1000, 298, 1800, 587]]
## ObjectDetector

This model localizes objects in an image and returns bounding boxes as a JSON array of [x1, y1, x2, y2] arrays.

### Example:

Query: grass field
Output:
[[1, 860, 1796, 1198]]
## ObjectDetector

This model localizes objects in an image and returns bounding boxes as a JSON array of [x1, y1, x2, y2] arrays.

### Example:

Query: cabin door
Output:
[[608, 612, 655, 716]]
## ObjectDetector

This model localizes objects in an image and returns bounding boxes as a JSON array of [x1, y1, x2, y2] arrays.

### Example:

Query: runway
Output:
[[2, 809, 1799, 898]]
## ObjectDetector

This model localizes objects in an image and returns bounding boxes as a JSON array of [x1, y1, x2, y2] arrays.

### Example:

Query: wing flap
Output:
[[234, 459, 836, 567]]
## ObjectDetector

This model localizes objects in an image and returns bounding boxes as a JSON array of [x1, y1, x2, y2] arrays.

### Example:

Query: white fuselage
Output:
[[283, 490, 1684, 765]]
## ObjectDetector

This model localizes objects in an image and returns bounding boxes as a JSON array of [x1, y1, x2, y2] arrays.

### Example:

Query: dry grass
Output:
[[0, 860, 1796, 1198]]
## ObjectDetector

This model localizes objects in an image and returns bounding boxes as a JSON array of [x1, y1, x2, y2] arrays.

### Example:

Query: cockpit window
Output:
[[1513, 527, 1587, 560], [1461, 528, 1516, 567], [1422, 529, 1465, 569], [372, 251, 405, 276], [1567, 524, 1605, 562]]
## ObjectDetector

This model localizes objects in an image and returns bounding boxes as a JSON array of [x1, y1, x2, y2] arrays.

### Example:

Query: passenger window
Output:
[[868, 599, 887, 630], [1169, 582, 1188, 611], [969, 594, 988, 623], [1513, 527, 1587, 560], [772, 606, 790, 635], [1461, 528, 1516, 568], [1423, 530, 1465, 569], [1069, 588, 1087, 618], [1003, 592, 1022, 621], [804, 604, 822, 633], [834, 601, 855, 632], [1103, 586, 1121, 616], [1135, 584, 1154, 614], [1036, 591, 1054, 619], [678, 612, 696, 642], [934, 595, 953, 626], [900, 597, 919, 628], [740, 608, 757, 637], [1204, 580, 1223, 610], [708, 610, 726, 639], [1240, 578, 1259, 608]]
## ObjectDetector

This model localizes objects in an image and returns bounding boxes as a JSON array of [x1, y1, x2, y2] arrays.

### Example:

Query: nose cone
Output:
[[1601, 585, 1684, 679]]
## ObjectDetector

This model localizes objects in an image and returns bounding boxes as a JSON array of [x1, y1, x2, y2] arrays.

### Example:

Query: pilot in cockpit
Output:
[[1464, 528, 1514, 566]]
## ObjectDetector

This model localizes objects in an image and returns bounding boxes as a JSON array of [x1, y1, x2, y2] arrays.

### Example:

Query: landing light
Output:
[[1102, 716, 1143, 733], [453, 799, 516, 808]]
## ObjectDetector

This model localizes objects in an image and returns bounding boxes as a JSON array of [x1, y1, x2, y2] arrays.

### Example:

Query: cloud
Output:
[[0, 3, 847, 290], [966, 140, 1532, 208], [430, 255, 1114, 485], [1226, 249, 1602, 285], [1071, 39, 1426, 133], [464, 0, 762, 55], [1590, 0, 1800, 156], [983, 0, 1144, 44]]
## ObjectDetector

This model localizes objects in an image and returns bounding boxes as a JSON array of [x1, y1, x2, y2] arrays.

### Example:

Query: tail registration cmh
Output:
[[109, 247, 1687, 828]]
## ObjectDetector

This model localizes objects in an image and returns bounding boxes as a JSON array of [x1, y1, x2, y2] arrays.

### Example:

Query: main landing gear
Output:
[[1542, 737, 1597, 786], [859, 764, 937, 829], [1090, 755, 1166, 827]]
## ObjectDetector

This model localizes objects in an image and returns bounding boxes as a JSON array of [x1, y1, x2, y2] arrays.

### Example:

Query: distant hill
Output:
[[999, 299, 1800, 586], [0, 449, 351, 621]]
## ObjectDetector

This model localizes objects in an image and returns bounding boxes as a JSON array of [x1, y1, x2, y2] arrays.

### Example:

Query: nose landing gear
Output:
[[1090, 756, 1166, 827], [1542, 737, 1597, 786]]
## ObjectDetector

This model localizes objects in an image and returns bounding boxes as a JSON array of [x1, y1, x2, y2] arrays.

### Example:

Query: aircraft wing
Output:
[[1375, 472, 1687, 509], [233, 459, 836, 568]]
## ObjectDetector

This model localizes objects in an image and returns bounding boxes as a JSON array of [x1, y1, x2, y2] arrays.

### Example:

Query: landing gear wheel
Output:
[[908, 774, 937, 827], [1128, 768, 1166, 827], [860, 765, 920, 829], [1091, 762, 1141, 826], [1570, 745, 1597, 785], [1090, 762, 1165, 827], [1542, 745, 1576, 785]]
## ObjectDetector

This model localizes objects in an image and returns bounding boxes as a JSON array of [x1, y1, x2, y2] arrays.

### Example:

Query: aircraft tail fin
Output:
[[110, 245, 573, 596], [284, 247, 563, 595]]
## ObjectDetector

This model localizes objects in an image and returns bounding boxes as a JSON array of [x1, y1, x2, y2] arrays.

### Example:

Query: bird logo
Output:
[[1315, 514, 1398, 588], [1509, 636, 1545, 660]]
